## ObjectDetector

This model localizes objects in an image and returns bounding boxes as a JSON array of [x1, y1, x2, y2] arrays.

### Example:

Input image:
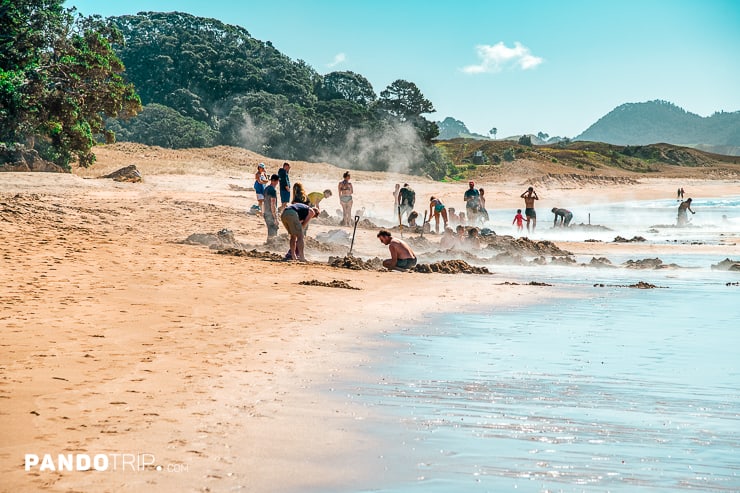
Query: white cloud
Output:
[[327, 53, 346, 68], [462, 42, 543, 74]]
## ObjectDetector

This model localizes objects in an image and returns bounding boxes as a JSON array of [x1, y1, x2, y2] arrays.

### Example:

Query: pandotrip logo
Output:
[[24, 453, 189, 473]]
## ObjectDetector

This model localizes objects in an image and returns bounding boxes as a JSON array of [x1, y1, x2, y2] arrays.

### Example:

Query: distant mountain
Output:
[[576, 100, 740, 155], [436, 117, 490, 140]]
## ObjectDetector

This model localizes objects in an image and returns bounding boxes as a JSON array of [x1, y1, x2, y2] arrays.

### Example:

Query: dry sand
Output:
[[1, 144, 739, 492]]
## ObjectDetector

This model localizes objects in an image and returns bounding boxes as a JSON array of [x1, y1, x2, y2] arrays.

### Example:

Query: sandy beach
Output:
[[1, 144, 739, 492]]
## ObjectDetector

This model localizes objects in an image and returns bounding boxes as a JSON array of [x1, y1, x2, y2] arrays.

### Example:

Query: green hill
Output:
[[576, 100, 740, 155]]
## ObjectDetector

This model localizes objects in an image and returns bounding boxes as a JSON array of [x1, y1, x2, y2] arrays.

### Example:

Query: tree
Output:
[[0, 1, 141, 168], [316, 71, 376, 106], [376, 79, 434, 120], [489, 127, 497, 139], [518, 135, 532, 146], [537, 131, 549, 141]]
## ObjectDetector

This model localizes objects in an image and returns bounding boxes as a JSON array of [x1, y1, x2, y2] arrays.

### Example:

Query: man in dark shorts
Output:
[[520, 186, 539, 233], [262, 174, 280, 238], [377, 230, 417, 271], [551, 207, 573, 227], [278, 162, 291, 212]]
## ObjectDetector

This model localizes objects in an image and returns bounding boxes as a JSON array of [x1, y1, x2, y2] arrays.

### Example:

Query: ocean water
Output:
[[330, 196, 740, 493]]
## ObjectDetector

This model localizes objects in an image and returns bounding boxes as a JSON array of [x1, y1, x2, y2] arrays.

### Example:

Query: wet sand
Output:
[[1, 150, 739, 492]]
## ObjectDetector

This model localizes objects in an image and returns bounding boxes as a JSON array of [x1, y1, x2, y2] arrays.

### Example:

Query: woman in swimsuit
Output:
[[428, 196, 448, 234], [338, 171, 354, 227], [253, 163, 269, 213]]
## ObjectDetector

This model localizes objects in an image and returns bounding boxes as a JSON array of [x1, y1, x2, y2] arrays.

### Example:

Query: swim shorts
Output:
[[395, 257, 417, 270], [525, 207, 536, 218]]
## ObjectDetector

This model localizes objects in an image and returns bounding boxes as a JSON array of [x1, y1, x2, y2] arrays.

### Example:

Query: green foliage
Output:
[[502, 148, 515, 161], [109, 104, 217, 148], [0, 0, 141, 169], [518, 134, 532, 146], [104, 12, 444, 178]]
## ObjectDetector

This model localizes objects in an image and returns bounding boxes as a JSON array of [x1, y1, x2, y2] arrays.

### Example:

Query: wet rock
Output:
[[711, 258, 740, 271], [623, 258, 680, 269], [588, 257, 616, 268], [614, 235, 646, 243], [550, 256, 577, 266], [484, 236, 572, 256]]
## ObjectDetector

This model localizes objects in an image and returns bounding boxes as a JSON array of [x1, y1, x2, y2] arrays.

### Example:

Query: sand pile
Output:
[[217, 248, 285, 261], [298, 279, 360, 290], [414, 260, 490, 274], [569, 223, 613, 232], [328, 255, 384, 271], [181, 229, 243, 249], [484, 235, 572, 256]]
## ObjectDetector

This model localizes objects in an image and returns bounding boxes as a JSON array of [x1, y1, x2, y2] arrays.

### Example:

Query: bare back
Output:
[[389, 238, 415, 260]]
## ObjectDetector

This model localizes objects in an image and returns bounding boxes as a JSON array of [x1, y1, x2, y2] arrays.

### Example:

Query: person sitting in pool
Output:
[[377, 230, 417, 271]]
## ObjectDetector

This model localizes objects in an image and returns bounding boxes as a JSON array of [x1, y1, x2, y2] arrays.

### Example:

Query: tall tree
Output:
[[315, 71, 376, 106], [0, 0, 141, 168], [376, 79, 434, 120], [489, 127, 497, 139]]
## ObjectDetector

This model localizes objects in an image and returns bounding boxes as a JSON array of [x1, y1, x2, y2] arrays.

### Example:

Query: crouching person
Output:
[[376, 229, 417, 271]]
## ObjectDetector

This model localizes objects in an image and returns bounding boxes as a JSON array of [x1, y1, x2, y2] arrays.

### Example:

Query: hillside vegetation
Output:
[[576, 100, 740, 154], [436, 138, 740, 182]]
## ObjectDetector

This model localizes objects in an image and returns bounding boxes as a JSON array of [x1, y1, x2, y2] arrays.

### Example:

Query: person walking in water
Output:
[[677, 198, 695, 227], [520, 186, 539, 233], [338, 171, 354, 226], [512, 209, 525, 233]]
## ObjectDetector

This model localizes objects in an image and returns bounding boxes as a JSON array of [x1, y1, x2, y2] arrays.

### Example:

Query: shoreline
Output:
[[1, 168, 739, 492]]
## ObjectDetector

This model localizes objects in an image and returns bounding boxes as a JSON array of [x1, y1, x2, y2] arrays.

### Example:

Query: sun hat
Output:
[[258, 163, 265, 168]]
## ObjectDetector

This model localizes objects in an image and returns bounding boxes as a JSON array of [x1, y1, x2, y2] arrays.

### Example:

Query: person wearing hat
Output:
[[253, 163, 269, 213], [464, 181, 481, 224]]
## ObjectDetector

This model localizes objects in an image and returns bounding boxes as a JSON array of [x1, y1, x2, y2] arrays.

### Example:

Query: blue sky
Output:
[[65, 0, 739, 138]]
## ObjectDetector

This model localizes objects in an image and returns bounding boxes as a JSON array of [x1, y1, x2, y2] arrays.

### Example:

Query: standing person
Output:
[[680, 187, 685, 199], [376, 230, 417, 271], [262, 174, 280, 239], [520, 186, 539, 233], [338, 171, 354, 226], [253, 163, 269, 213], [281, 203, 320, 261], [512, 209, 525, 233], [677, 198, 695, 227], [278, 162, 291, 212], [677, 188, 682, 200], [478, 187, 490, 223], [464, 181, 481, 224], [551, 207, 573, 227], [428, 196, 448, 234], [307, 189, 332, 208], [292, 182, 309, 205], [398, 183, 416, 223]]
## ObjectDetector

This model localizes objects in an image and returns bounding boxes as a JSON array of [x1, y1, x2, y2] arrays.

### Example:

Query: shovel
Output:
[[348, 215, 360, 256], [420, 210, 428, 238]]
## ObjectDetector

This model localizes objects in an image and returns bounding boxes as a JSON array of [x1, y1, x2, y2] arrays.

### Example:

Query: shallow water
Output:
[[346, 279, 740, 492], [326, 196, 740, 493]]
